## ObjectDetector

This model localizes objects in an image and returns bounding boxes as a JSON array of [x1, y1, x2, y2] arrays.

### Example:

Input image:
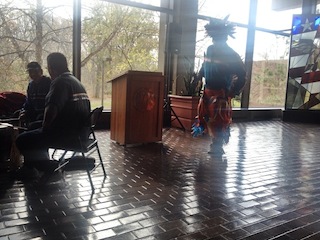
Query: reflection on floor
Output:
[[1, 120, 320, 240]]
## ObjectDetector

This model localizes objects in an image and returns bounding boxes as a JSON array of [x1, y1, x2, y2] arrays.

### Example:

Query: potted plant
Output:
[[169, 57, 202, 131]]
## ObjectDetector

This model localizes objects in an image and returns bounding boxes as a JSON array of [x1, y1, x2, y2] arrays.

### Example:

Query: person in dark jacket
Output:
[[20, 62, 51, 128], [15, 53, 91, 182]]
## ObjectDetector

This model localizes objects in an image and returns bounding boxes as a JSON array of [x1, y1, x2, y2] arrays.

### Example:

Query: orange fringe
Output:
[[197, 88, 232, 137]]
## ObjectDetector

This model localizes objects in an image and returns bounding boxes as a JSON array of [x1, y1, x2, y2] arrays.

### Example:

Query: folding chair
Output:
[[50, 106, 107, 192]]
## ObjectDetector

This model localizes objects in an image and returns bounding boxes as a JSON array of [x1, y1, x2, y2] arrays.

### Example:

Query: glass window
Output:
[[317, 2, 320, 13], [197, 1, 249, 108], [250, 31, 290, 108], [198, 0, 250, 25], [256, 0, 301, 31], [0, 0, 161, 111], [81, 1, 161, 110], [126, 0, 160, 7], [248, 0, 300, 108], [0, 0, 73, 93], [196, 19, 247, 108]]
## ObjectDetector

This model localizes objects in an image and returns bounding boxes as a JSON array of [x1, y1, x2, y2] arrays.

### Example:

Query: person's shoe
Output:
[[208, 149, 225, 155], [31, 160, 61, 184], [46, 170, 63, 183], [63, 156, 95, 171], [14, 165, 41, 182], [208, 145, 225, 155], [38, 168, 63, 184], [223, 128, 231, 144]]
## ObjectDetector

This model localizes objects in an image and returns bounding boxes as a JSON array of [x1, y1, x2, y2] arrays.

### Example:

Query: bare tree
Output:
[[0, 0, 159, 98]]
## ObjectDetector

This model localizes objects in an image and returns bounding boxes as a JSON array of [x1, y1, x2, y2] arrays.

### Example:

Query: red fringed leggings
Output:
[[198, 88, 232, 139]]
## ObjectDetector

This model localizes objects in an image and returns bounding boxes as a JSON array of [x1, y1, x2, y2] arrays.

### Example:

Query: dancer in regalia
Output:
[[192, 16, 247, 155]]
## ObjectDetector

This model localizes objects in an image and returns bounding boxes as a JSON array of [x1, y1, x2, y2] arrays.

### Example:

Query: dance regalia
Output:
[[197, 88, 232, 140], [192, 42, 246, 150]]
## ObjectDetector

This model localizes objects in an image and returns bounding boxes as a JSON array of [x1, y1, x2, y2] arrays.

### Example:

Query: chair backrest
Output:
[[90, 106, 103, 129]]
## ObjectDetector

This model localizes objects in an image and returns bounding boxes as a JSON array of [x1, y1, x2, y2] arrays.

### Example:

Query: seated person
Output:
[[20, 62, 51, 129], [15, 52, 91, 181]]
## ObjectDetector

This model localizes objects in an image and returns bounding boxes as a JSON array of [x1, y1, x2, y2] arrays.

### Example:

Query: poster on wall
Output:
[[286, 14, 320, 109]]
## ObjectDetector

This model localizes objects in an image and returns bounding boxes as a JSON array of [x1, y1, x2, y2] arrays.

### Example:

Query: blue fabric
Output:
[[191, 119, 205, 137]]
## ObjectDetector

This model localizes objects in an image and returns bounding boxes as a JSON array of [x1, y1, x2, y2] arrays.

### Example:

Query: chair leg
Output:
[[96, 144, 107, 177], [54, 150, 69, 172], [91, 131, 107, 177], [82, 151, 94, 192], [51, 149, 57, 160], [51, 149, 61, 161]]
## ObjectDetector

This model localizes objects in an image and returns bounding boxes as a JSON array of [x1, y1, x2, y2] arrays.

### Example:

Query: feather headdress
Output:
[[204, 15, 236, 40]]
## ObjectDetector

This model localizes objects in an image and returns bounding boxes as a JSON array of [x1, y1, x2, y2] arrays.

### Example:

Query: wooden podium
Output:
[[110, 71, 164, 145]]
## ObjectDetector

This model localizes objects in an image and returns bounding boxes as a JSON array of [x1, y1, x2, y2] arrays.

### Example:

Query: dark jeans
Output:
[[27, 120, 43, 130], [16, 127, 89, 171]]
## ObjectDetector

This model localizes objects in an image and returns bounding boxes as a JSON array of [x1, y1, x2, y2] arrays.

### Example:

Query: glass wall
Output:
[[196, 0, 249, 108], [250, 0, 301, 108], [197, 0, 300, 109], [0, 0, 73, 92], [126, 0, 160, 7], [81, 1, 161, 109], [198, 0, 250, 25], [196, 18, 247, 108], [256, 0, 300, 31], [0, 0, 161, 110], [250, 31, 289, 108], [1, 0, 312, 111]]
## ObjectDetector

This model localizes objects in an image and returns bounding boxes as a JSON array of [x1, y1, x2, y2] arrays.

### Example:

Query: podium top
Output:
[[108, 70, 163, 82]]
